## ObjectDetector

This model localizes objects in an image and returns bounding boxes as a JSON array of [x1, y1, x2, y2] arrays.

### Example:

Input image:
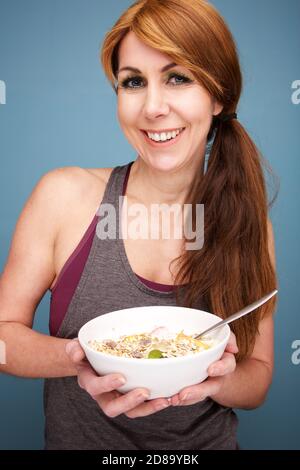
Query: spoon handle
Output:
[[193, 289, 278, 340]]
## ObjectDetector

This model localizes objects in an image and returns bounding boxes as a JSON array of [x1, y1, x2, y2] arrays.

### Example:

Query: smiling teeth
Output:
[[147, 128, 183, 142]]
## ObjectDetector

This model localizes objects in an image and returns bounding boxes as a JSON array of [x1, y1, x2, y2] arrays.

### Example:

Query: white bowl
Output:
[[78, 305, 230, 399]]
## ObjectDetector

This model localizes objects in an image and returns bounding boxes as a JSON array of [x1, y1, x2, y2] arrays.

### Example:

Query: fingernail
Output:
[[181, 393, 191, 402], [209, 367, 218, 375], [137, 391, 149, 400], [160, 402, 170, 409], [65, 341, 75, 355], [113, 377, 126, 387]]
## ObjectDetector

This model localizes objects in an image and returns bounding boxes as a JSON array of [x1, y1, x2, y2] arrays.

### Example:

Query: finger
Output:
[[78, 366, 127, 398], [65, 339, 86, 364], [124, 398, 171, 418], [178, 377, 222, 406], [98, 388, 152, 418], [169, 394, 180, 406], [226, 331, 239, 353], [207, 351, 236, 376]]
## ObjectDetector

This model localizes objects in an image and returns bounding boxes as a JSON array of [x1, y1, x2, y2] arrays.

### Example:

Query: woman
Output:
[[0, 0, 278, 450]]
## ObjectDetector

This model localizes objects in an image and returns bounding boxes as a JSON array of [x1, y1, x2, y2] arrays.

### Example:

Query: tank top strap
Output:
[[96, 161, 134, 211]]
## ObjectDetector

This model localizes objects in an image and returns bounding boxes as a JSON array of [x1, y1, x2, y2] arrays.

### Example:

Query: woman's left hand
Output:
[[170, 331, 239, 407]]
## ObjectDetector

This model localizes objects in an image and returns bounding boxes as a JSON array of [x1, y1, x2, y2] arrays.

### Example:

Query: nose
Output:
[[143, 83, 170, 119]]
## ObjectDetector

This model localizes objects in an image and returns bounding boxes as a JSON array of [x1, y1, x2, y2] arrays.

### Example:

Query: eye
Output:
[[119, 72, 193, 90], [168, 73, 192, 86], [120, 76, 143, 89]]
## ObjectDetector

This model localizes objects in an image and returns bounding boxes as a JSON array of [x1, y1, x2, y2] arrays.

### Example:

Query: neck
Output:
[[128, 151, 206, 207]]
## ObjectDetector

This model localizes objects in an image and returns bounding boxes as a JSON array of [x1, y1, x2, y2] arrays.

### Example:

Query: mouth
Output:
[[141, 128, 186, 148]]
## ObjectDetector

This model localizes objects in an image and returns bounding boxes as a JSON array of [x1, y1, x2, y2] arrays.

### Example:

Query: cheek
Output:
[[185, 87, 214, 116], [179, 89, 215, 124], [117, 102, 128, 127], [117, 97, 140, 125], [117, 105, 139, 144]]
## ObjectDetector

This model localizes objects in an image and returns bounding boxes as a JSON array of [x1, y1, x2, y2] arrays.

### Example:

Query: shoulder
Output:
[[27, 166, 114, 236], [37, 166, 113, 195], [34, 166, 113, 209]]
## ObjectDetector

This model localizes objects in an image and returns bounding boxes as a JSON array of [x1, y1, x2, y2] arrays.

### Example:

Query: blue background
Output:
[[0, 0, 299, 449]]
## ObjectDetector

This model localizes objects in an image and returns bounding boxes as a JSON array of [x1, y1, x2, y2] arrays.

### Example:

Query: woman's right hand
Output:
[[65, 339, 171, 418]]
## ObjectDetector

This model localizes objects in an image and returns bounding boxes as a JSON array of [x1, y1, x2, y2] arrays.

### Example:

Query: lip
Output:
[[141, 128, 186, 148]]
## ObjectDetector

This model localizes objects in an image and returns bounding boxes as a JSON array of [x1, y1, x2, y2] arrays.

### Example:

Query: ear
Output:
[[212, 100, 223, 116]]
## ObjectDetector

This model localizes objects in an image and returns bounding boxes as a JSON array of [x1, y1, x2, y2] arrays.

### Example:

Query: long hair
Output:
[[100, 0, 279, 361]]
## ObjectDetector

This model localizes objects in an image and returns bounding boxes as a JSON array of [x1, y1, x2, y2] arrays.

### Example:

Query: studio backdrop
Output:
[[0, 0, 299, 450]]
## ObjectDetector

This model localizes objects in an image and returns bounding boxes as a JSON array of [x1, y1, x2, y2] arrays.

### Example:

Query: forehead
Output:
[[118, 31, 172, 69]]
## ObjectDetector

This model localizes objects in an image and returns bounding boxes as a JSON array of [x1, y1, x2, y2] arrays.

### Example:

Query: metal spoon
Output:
[[193, 289, 278, 340]]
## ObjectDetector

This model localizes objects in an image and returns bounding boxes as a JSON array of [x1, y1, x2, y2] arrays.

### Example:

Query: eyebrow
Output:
[[117, 62, 178, 76]]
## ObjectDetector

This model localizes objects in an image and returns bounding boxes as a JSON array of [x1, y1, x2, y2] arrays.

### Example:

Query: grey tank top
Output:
[[43, 162, 239, 450]]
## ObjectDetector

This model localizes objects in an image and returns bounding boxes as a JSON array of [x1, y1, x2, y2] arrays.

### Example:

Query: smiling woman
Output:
[[0, 0, 279, 452], [101, 0, 278, 360], [114, 30, 222, 174]]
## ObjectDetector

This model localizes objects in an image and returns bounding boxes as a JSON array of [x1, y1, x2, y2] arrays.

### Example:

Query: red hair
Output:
[[100, 0, 279, 360]]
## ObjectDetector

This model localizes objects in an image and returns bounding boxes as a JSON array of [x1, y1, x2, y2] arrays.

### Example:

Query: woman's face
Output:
[[117, 31, 222, 173]]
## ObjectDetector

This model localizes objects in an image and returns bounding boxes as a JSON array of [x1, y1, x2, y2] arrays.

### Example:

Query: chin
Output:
[[146, 156, 183, 173]]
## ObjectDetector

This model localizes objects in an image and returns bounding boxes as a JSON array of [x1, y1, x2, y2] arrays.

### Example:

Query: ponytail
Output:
[[173, 119, 278, 361]]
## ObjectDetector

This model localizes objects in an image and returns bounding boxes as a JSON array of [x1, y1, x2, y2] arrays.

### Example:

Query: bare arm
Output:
[[0, 324, 76, 377], [0, 168, 91, 378], [0, 166, 162, 417], [208, 315, 274, 409]]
